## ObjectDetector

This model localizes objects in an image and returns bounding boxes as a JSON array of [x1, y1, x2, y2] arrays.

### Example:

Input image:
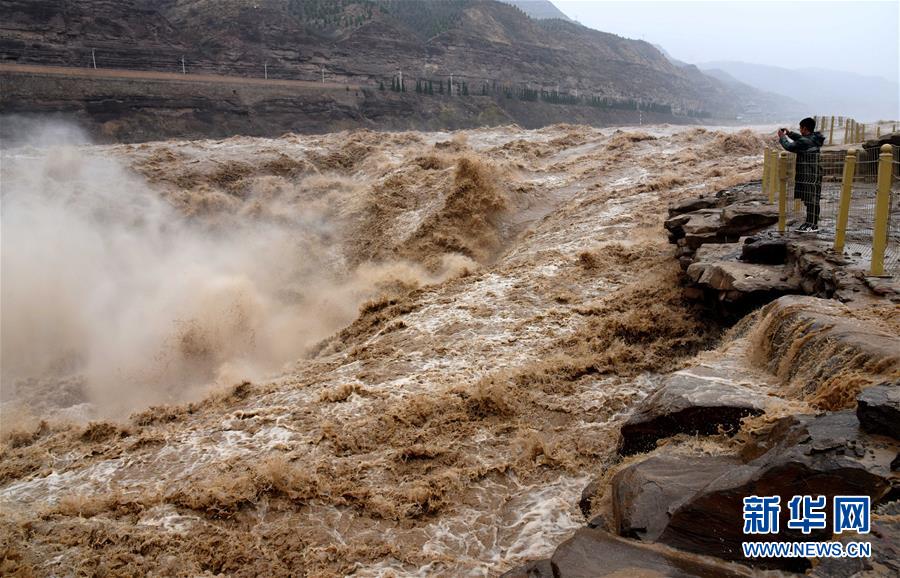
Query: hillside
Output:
[[501, 0, 571, 20], [0, 0, 799, 122]]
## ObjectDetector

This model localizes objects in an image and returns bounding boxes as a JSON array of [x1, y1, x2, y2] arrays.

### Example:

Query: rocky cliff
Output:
[[0, 0, 797, 123]]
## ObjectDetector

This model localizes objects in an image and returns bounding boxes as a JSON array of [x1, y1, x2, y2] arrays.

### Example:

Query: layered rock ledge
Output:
[[507, 292, 899, 576], [665, 187, 900, 314]]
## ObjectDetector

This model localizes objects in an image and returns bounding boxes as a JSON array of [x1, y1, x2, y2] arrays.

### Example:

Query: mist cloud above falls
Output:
[[0, 126, 467, 420]]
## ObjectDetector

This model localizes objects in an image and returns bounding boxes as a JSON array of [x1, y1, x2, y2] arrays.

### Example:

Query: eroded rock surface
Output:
[[549, 527, 761, 578], [668, 189, 900, 309], [857, 383, 900, 439], [740, 232, 788, 265], [617, 411, 899, 571], [665, 199, 777, 267], [618, 373, 769, 456], [611, 455, 738, 541]]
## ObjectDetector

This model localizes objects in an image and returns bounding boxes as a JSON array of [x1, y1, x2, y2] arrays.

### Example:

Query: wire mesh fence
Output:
[[810, 115, 898, 146], [765, 143, 899, 276]]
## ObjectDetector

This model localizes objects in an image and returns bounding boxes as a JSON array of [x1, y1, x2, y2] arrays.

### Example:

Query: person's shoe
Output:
[[796, 223, 810, 232], [805, 224, 819, 233]]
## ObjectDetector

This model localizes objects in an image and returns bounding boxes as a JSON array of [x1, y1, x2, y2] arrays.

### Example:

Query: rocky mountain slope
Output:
[[0, 0, 797, 120], [501, 0, 571, 21]]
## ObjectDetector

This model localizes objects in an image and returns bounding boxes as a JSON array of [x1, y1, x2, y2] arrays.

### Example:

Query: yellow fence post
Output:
[[844, 120, 850, 144], [778, 152, 788, 232], [870, 144, 893, 276], [876, 125, 881, 139], [784, 152, 800, 215], [834, 148, 857, 253], [769, 148, 778, 203], [762, 148, 770, 198], [829, 115, 835, 145]]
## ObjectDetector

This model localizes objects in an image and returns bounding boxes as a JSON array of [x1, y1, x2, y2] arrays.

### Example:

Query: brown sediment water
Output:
[[747, 297, 900, 410], [0, 122, 836, 576]]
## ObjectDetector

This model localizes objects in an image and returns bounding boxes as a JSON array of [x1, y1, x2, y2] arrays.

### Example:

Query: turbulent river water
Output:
[[2, 123, 780, 575]]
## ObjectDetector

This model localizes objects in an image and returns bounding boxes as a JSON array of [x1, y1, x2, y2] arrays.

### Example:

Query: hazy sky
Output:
[[554, 1, 900, 82]]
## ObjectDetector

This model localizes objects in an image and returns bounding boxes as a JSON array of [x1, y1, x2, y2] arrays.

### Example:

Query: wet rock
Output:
[[866, 131, 900, 149], [578, 478, 602, 517], [665, 201, 778, 264], [857, 383, 900, 439], [549, 527, 759, 577], [694, 242, 743, 263], [741, 233, 788, 265], [586, 513, 609, 531], [615, 411, 898, 571], [618, 373, 769, 456], [811, 499, 900, 578], [667, 195, 720, 218], [686, 260, 798, 298], [684, 259, 800, 316], [612, 455, 739, 541], [665, 208, 723, 248], [499, 559, 554, 578], [861, 275, 900, 302], [720, 202, 779, 236]]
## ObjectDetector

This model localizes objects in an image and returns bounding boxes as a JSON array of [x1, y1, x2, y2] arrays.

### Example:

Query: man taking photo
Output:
[[778, 118, 825, 233]]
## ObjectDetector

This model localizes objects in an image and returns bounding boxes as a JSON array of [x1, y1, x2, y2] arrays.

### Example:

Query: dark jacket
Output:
[[780, 131, 824, 198]]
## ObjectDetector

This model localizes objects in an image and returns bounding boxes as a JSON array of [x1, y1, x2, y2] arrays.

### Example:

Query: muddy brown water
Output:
[[2, 123, 784, 576]]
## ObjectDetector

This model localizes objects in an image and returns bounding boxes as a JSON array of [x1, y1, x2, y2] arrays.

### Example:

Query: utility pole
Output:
[[91, 48, 97, 69], [181, 56, 186, 74], [264, 62, 268, 80], [321, 65, 325, 83]]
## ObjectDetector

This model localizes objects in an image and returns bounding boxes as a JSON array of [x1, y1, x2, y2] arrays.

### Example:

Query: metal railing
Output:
[[810, 115, 898, 146], [762, 143, 899, 276]]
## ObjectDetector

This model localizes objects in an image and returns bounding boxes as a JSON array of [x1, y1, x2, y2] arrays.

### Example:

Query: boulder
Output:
[[612, 411, 898, 571], [686, 260, 799, 300], [720, 202, 778, 237], [668, 196, 720, 218], [694, 242, 743, 263], [857, 383, 900, 439], [617, 373, 769, 456], [549, 527, 759, 577], [665, 208, 723, 248], [612, 455, 738, 541], [741, 233, 788, 265], [866, 131, 900, 149], [578, 478, 602, 518], [666, 201, 779, 252], [811, 499, 900, 578]]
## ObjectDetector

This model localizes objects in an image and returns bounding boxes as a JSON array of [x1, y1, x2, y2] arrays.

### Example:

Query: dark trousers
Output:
[[803, 185, 822, 225]]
